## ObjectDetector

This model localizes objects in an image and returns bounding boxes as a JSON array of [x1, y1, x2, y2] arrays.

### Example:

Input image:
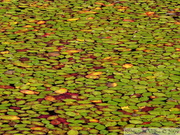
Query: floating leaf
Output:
[[145, 12, 155, 16], [48, 52, 60, 57], [89, 119, 99, 123], [45, 96, 56, 101], [0, 51, 9, 54], [85, 75, 99, 79], [107, 83, 117, 87], [122, 64, 133, 68], [30, 127, 47, 130], [91, 100, 102, 103], [55, 88, 68, 94], [36, 21, 46, 24], [67, 130, 79, 135], [20, 90, 39, 95], [95, 2, 105, 6], [67, 18, 79, 21], [13, 62, 32, 67], [66, 49, 82, 54], [129, 120, 143, 124], [50, 119, 61, 125], [153, 93, 166, 97], [23, 25, 33, 28], [141, 106, 156, 112], [123, 19, 134, 22], [95, 124, 106, 130], [147, 88, 158, 92], [89, 72, 103, 76], [121, 106, 130, 110], [0, 85, 14, 89], [0, 115, 20, 120], [65, 112, 76, 116], [78, 11, 97, 14]]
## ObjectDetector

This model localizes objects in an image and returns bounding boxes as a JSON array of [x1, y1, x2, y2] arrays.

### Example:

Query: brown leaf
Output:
[[0, 85, 14, 89], [30, 127, 47, 130], [50, 119, 61, 125], [141, 106, 156, 112], [45, 96, 56, 101], [107, 83, 117, 87], [48, 52, 60, 57]]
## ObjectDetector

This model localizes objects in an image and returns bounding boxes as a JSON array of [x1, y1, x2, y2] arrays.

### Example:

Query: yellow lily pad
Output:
[[0, 115, 20, 120], [0, 51, 9, 54], [20, 90, 39, 95], [122, 64, 133, 68], [90, 72, 103, 76], [67, 18, 79, 21], [55, 88, 68, 94]]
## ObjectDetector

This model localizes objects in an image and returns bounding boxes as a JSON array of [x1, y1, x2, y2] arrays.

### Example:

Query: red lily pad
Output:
[[15, 98, 23, 101], [175, 105, 180, 109], [52, 65, 65, 69], [107, 75, 114, 79], [141, 107, 157, 112], [10, 106, 21, 110], [68, 57, 75, 61], [69, 73, 79, 77], [89, 55, 97, 59], [118, 110, 133, 115], [37, 115, 50, 118], [51, 119, 61, 125], [57, 118, 67, 123], [16, 49, 29, 52], [123, 19, 134, 22], [54, 93, 80, 100], [0, 85, 14, 89], [130, 94, 142, 98], [142, 122, 151, 125], [19, 57, 30, 62], [37, 98, 45, 102], [93, 66, 105, 69]]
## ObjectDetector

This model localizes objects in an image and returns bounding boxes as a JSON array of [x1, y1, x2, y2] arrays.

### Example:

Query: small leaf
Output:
[[95, 124, 106, 130], [89, 72, 103, 76], [67, 18, 79, 21], [65, 112, 76, 116], [153, 93, 166, 97], [67, 130, 79, 135], [20, 90, 39, 95], [66, 49, 82, 54], [85, 75, 99, 79], [129, 120, 143, 124], [122, 64, 133, 68], [145, 12, 155, 16], [36, 21, 46, 24], [55, 88, 68, 94], [123, 19, 134, 22], [45, 96, 56, 101], [48, 52, 60, 57], [147, 88, 158, 92], [30, 127, 47, 130], [89, 119, 99, 123], [0, 51, 9, 54], [50, 119, 61, 125]]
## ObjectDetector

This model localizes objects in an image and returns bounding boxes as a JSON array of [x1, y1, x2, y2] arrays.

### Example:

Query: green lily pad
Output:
[[65, 112, 77, 116], [129, 120, 143, 124], [95, 124, 106, 130], [153, 93, 166, 97]]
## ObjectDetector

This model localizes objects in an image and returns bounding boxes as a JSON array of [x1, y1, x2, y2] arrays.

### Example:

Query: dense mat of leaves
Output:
[[0, 0, 180, 134]]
